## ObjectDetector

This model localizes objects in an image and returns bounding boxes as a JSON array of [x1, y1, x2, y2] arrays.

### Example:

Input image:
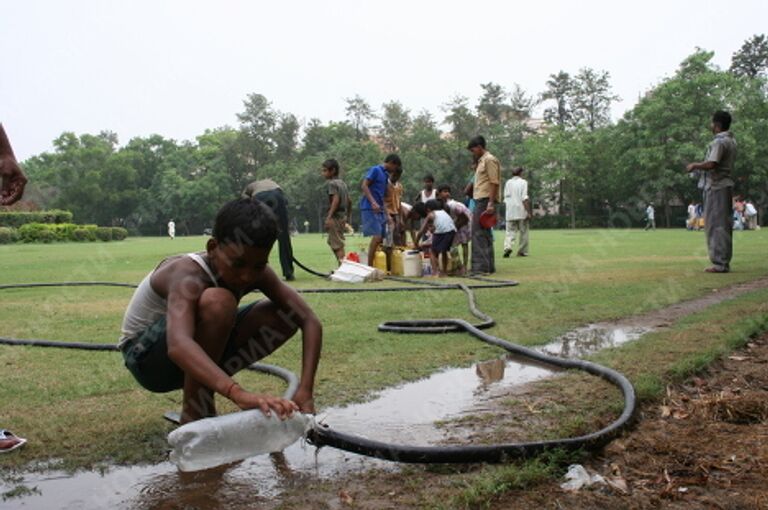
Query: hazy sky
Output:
[[2, 0, 766, 161]]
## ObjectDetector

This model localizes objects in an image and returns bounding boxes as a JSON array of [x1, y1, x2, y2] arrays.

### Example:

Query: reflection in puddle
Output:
[[0, 325, 651, 509]]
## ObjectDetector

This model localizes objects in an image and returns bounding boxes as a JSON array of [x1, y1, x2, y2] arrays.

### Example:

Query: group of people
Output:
[[732, 196, 759, 231], [320, 136, 531, 277], [0, 109, 745, 446]]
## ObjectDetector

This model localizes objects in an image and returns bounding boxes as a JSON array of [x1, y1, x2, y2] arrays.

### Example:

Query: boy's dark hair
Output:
[[712, 110, 732, 131], [322, 158, 340, 176], [412, 202, 427, 218], [425, 199, 444, 212], [467, 135, 486, 149], [423, 173, 435, 183], [437, 184, 451, 193], [384, 154, 402, 167], [213, 198, 278, 248]]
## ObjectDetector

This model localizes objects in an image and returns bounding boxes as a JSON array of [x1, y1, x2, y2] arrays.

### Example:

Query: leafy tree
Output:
[[378, 101, 412, 152], [477, 82, 510, 124], [509, 84, 537, 121], [301, 119, 358, 157], [542, 71, 573, 128], [237, 93, 277, 171], [345, 95, 375, 141], [442, 95, 479, 142], [571, 68, 620, 131], [730, 34, 768, 78], [274, 113, 300, 161]]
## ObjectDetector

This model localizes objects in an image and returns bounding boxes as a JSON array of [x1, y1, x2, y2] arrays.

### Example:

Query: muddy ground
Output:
[[277, 332, 768, 510]]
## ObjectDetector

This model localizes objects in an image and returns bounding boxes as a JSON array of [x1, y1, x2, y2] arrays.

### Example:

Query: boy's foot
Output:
[[517, 252, 528, 257], [503, 249, 512, 258], [0, 430, 27, 453], [704, 266, 729, 273]]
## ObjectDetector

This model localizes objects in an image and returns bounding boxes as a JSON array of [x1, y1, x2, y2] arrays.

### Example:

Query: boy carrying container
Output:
[[118, 198, 322, 424]]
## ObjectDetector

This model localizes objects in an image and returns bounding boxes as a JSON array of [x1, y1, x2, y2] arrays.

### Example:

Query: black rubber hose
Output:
[[307, 316, 637, 463], [1, 272, 636, 465]]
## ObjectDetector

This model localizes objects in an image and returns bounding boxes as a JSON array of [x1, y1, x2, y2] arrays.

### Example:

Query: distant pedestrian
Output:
[[242, 179, 295, 281], [744, 199, 758, 230], [320, 159, 351, 265], [167, 219, 176, 240], [686, 110, 737, 273], [503, 167, 531, 257], [644, 204, 655, 231], [467, 136, 501, 274], [686, 201, 697, 230]]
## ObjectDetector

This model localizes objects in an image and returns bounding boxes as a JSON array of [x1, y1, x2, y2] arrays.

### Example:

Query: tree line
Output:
[[17, 35, 768, 234]]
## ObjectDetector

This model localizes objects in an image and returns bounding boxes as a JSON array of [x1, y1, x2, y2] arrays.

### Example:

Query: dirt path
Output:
[[500, 331, 768, 510]]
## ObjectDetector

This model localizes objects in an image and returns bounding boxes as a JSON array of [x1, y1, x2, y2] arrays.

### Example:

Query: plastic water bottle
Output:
[[168, 411, 313, 472]]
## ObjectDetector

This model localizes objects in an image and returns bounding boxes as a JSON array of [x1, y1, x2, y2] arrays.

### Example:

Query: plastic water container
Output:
[[168, 411, 313, 472], [390, 248, 404, 276], [422, 256, 432, 276], [373, 249, 387, 272], [403, 250, 422, 277]]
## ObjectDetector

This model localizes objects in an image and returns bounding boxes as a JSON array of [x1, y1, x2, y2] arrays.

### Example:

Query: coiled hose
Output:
[[0, 263, 637, 464]]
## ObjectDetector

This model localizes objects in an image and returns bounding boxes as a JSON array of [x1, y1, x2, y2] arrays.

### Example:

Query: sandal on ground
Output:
[[0, 429, 27, 453]]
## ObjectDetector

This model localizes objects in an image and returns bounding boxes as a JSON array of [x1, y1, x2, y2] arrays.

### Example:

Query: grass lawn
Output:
[[1, 228, 768, 471]]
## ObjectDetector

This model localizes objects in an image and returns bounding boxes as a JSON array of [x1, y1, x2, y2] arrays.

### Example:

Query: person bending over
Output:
[[118, 198, 322, 423]]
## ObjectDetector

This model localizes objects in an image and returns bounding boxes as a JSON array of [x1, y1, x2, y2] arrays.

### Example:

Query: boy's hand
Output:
[[292, 388, 316, 414], [231, 387, 298, 419]]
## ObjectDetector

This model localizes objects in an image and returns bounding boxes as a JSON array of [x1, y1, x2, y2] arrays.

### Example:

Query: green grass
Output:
[[1, 228, 768, 471]]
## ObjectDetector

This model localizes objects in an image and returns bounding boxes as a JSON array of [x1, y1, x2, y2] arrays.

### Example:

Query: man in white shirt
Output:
[[644, 204, 655, 231], [502, 167, 531, 257]]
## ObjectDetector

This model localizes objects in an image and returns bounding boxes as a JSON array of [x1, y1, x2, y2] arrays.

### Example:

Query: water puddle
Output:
[[1, 323, 653, 509]]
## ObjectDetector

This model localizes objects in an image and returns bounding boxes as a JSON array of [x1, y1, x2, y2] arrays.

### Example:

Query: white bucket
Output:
[[403, 250, 422, 277]]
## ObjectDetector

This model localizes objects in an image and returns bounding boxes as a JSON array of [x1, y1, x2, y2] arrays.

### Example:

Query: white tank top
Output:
[[117, 253, 217, 348], [433, 209, 456, 234]]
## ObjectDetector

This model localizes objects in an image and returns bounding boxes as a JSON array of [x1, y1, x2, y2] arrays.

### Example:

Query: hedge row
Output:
[[0, 210, 74, 228], [0, 224, 128, 244]]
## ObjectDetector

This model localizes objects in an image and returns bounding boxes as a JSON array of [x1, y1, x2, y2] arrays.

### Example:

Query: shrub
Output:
[[72, 228, 92, 242], [38, 229, 56, 243], [8, 222, 125, 243], [51, 223, 78, 241], [0, 210, 73, 228], [18, 223, 49, 243], [0, 227, 18, 244], [111, 227, 128, 241], [95, 227, 113, 242]]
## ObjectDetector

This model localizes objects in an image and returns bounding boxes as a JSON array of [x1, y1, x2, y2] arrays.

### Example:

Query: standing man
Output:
[[167, 219, 176, 240], [643, 203, 655, 231], [360, 154, 401, 267], [467, 136, 500, 274], [0, 123, 28, 206], [686, 110, 737, 273], [242, 179, 295, 281], [503, 167, 531, 258]]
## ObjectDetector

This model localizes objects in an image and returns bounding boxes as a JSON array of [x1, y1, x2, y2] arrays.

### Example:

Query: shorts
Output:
[[360, 209, 387, 238], [431, 231, 456, 255], [121, 302, 258, 393], [326, 217, 346, 251]]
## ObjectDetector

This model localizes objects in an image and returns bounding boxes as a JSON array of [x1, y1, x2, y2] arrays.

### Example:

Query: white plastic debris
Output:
[[560, 464, 606, 491]]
